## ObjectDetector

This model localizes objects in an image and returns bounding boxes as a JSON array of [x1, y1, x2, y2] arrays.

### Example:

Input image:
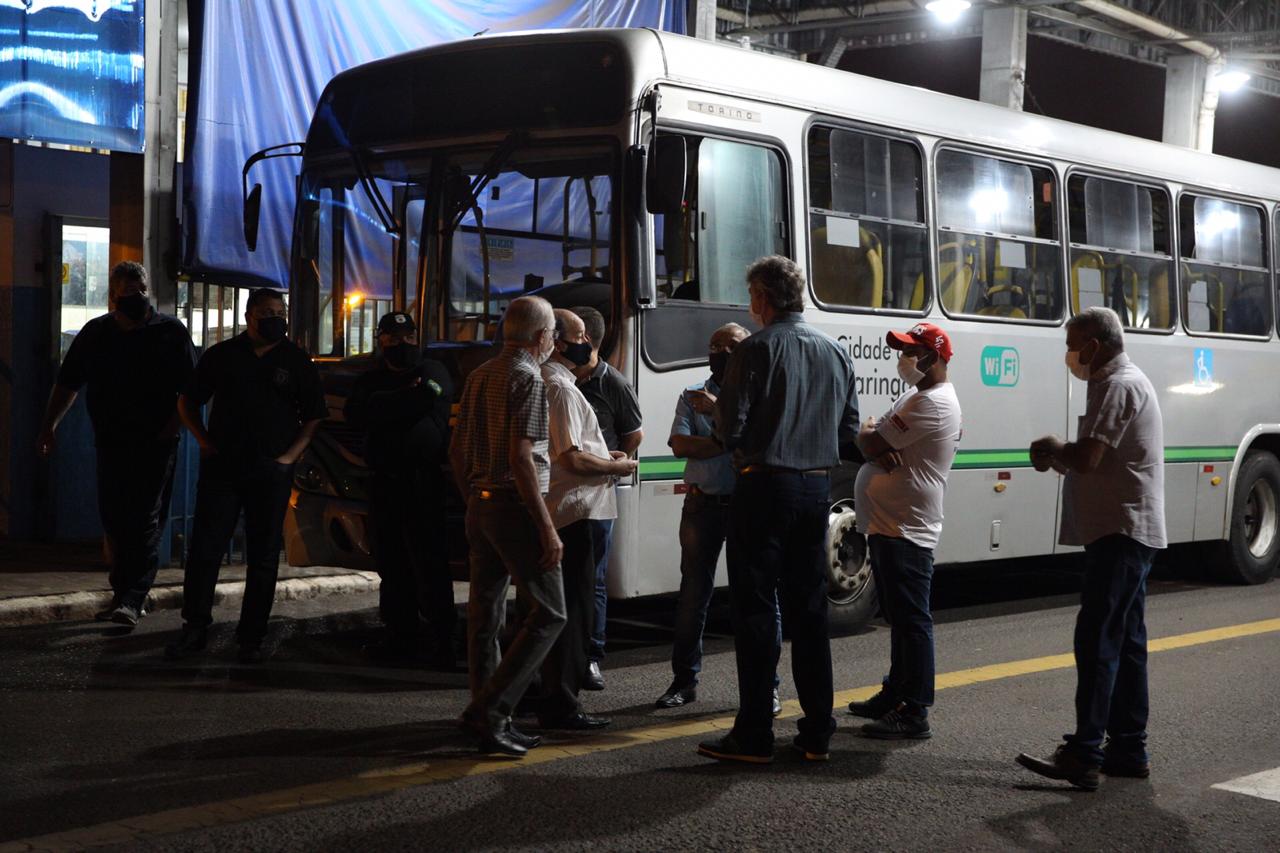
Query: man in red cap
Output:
[[851, 322, 962, 739]]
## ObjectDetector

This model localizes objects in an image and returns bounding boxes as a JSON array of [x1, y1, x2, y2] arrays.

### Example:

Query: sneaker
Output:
[[697, 732, 774, 765], [860, 702, 932, 740], [848, 687, 897, 719], [94, 599, 120, 622], [772, 687, 782, 717], [790, 734, 830, 762], [1016, 745, 1101, 791], [164, 626, 208, 660], [109, 603, 141, 627]]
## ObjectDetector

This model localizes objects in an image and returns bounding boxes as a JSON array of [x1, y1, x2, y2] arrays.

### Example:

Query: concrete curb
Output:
[[0, 571, 381, 628]]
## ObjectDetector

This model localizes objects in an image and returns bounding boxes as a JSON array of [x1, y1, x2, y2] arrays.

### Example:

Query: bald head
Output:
[[553, 308, 585, 343], [710, 322, 748, 352], [503, 295, 554, 344]]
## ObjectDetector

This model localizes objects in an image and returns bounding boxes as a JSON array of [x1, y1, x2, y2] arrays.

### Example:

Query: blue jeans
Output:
[[726, 471, 834, 748], [868, 534, 936, 714], [587, 517, 613, 662], [1065, 534, 1156, 765]]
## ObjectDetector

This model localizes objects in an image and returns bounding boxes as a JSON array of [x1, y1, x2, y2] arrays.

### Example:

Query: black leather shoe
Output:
[[848, 687, 897, 719], [583, 660, 605, 691], [860, 702, 931, 740], [476, 729, 528, 758], [1016, 745, 1100, 791], [506, 723, 542, 750], [697, 732, 773, 764], [540, 712, 611, 730], [655, 683, 697, 708], [790, 735, 830, 762], [164, 627, 207, 660], [772, 688, 782, 717]]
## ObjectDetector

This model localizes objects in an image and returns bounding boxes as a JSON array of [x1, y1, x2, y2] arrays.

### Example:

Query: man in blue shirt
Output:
[[655, 323, 748, 709]]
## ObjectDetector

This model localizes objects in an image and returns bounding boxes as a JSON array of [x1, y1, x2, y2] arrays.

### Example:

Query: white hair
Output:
[[502, 295, 554, 344], [1067, 306, 1124, 351]]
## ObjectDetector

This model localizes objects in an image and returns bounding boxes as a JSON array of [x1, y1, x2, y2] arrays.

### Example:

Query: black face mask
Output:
[[561, 341, 593, 367], [384, 341, 420, 370], [709, 351, 731, 384], [257, 316, 288, 343], [116, 292, 149, 322]]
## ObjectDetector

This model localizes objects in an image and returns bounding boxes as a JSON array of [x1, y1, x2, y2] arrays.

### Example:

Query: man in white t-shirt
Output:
[[535, 309, 638, 730], [852, 322, 961, 740]]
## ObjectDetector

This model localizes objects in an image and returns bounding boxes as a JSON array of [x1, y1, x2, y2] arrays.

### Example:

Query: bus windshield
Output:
[[294, 142, 615, 355]]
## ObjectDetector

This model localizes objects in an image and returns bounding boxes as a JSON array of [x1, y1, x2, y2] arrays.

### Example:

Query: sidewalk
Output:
[[0, 541, 381, 628]]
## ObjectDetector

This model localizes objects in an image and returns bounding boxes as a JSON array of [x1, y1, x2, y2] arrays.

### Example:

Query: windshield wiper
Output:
[[347, 145, 399, 236], [445, 130, 527, 235]]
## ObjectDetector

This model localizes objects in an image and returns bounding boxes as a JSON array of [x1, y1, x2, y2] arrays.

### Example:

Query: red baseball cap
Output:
[[886, 322, 953, 362]]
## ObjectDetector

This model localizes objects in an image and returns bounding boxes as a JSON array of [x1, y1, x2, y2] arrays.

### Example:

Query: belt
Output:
[[473, 487, 522, 503], [687, 485, 732, 503], [739, 465, 830, 477]]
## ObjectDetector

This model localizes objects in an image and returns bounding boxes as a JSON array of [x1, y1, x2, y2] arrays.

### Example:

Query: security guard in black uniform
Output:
[[345, 311, 457, 668], [167, 288, 327, 664]]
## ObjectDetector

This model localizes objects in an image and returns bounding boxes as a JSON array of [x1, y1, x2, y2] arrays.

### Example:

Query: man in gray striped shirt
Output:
[[450, 296, 567, 759]]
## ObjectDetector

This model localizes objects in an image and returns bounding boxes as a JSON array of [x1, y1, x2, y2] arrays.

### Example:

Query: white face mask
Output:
[[1064, 348, 1090, 381], [897, 354, 925, 386], [537, 330, 555, 365]]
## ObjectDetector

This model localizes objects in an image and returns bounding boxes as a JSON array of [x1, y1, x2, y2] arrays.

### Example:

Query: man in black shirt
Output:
[[37, 261, 195, 627], [697, 256, 860, 766], [344, 311, 457, 668], [166, 288, 327, 663], [570, 306, 642, 690]]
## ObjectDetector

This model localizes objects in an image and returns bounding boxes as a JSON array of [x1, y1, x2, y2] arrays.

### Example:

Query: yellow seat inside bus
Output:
[[1069, 252, 1172, 329], [1182, 263, 1226, 333], [811, 224, 884, 308]]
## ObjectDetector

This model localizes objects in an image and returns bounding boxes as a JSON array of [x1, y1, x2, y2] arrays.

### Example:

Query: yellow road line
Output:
[[6, 616, 1279, 853]]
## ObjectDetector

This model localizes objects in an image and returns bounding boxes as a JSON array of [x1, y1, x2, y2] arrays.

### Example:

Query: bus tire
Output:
[[1215, 450, 1280, 585], [826, 498, 877, 636]]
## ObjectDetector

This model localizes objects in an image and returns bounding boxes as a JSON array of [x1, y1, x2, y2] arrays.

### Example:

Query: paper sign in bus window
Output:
[[826, 216, 860, 248], [1077, 267, 1104, 310], [997, 240, 1027, 269], [1187, 280, 1210, 330]]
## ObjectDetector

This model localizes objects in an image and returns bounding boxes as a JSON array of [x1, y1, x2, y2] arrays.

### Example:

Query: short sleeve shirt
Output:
[[185, 333, 327, 459], [578, 361, 642, 452], [1060, 354, 1167, 549], [57, 311, 196, 446], [668, 377, 736, 496], [543, 360, 617, 528], [854, 383, 962, 550], [450, 345, 550, 493]]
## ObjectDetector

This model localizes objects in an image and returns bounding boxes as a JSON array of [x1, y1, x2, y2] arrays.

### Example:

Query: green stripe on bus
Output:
[[1164, 446, 1236, 462], [953, 450, 1033, 469], [639, 457, 686, 480]]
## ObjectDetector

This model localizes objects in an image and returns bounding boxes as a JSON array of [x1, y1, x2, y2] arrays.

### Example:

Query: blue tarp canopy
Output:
[[181, 0, 684, 289]]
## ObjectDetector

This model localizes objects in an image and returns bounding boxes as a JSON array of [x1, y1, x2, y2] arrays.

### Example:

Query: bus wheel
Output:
[[827, 499, 877, 636], [1218, 451, 1280, 585]]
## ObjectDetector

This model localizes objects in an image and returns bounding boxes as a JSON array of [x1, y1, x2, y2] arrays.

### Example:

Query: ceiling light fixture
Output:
[[926, 0, 971, 24], [1216, 69, 1252, 94]]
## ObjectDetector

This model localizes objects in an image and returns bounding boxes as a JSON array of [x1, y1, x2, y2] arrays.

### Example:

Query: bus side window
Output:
[[1178, 195, 1271, 337], [807, 126, 928, 313], [1066, 175, 1174, 331], [935, 150, 1063, 322]]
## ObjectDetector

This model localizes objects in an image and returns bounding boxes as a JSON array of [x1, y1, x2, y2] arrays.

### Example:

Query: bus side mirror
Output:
[[627, 144, 656, 310], [646, 135, 686, 215], [243, 184, 263, 252]]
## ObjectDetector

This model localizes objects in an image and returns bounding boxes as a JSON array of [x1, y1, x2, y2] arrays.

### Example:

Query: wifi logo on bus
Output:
[[980, 346, 1020, 387]]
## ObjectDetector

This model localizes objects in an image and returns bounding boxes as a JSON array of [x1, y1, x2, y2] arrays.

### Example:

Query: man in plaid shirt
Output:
[[450, 296, 566, 758]]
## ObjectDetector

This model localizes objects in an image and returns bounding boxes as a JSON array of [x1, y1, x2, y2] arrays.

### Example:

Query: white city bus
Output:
[[250, 28, 1280, 632]]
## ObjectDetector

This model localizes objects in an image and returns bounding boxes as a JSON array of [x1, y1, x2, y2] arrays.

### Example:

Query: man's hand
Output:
[[612, 456, 639, 476], [1029, 435, 1064, 473], [685, 388, 716, 415], [538, 525, 564, 572], [860, 416, 878, 436], [875, 449, 903, 472], [274, 452, 297, 466], [609, 450, 628, 461], [35, 428, 56, 459]]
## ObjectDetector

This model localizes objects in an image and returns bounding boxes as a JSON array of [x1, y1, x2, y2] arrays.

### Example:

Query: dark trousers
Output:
[[182, 453, 295, 645], [587, 516, 613, 662], [96, 440, 178, 610], [538, 519, 596, 722], [370, 468, 457, 646], [464, 498, 566, 730], [1065, 533, 1156, 765], [869, 534, 936, 713], [671, 492, 731, 686], [726, 471, 835, 747]]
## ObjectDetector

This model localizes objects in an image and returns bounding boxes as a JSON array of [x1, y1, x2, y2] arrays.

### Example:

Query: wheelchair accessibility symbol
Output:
[[1194, 348, 1213, 387]]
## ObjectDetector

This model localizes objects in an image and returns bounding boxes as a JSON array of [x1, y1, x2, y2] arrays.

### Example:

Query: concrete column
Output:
[[688, 0, 717, 41], [1163, 54, 1211, 151], [979, 7, 1027, 111], [143, 0, 181, 313]]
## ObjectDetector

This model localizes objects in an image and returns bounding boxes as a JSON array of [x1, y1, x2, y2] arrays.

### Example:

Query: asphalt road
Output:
[[1, 560, 1278, 852]]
